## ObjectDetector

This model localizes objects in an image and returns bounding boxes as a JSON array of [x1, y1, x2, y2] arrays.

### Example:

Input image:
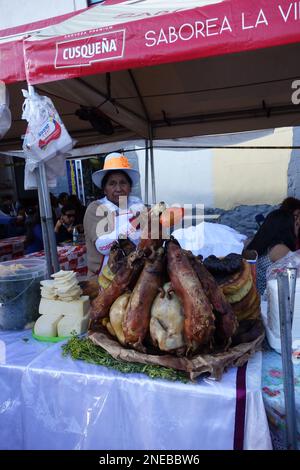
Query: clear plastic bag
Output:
[[22, 88, 72, 162], [0, 81, 11, 140], [266, 249, 300, 282], [0, 104, 11, 140], [24, 153, 68, 190]]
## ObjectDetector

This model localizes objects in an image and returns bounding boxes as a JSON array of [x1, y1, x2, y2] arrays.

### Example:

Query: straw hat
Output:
[[92, 152, 140, 188]]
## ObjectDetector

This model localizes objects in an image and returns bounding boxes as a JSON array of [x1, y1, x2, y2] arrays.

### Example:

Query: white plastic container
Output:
[[0, 259, 46, 330], [264, 278, 300, 353]]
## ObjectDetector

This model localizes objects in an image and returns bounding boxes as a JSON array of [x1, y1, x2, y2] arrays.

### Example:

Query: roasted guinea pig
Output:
[[98, 241, 128, 290], [81, 230, 128, 300], [166, 239, 215, 353], [107, 241, 126, 273], [150, 282, 185, 354], [186, 253, 238, 348], [79, 279, 99, 301], [123, 248, 165, 352], [89, 250, 145, 329]]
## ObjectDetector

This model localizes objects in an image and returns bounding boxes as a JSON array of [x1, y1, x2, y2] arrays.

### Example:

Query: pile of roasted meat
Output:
[[85, 207, 261, 357]]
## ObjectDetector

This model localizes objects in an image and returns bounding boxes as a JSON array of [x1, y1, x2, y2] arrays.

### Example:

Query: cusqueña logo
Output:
[[55, 30, 125, 69]]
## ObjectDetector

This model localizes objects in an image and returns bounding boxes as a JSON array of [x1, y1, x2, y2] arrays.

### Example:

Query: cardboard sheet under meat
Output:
[[88, 321, 265, 381]]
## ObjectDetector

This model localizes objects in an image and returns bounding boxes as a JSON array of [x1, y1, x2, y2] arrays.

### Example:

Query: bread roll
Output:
[[230, 282, 258, 315], [225, 276, 253, 304], [220, 260, 251, 295]]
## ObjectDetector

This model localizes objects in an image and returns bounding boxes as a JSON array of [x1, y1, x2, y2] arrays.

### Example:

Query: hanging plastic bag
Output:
[[22, 87, 73, 162], [0, 81, 11, 139], [24, 153, 68, 190], [0, 105, 11, 140]]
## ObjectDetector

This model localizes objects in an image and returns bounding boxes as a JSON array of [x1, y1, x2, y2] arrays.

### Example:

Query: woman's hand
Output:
[[54, 218, 63, 233], [66, 224, 74, 233], [76, 224, 84, 233]]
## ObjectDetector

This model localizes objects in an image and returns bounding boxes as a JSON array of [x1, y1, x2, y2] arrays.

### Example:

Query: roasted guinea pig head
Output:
[[107, 241, 126, 274], [79, 279, 100, 301], [164, 236, 180, 251]]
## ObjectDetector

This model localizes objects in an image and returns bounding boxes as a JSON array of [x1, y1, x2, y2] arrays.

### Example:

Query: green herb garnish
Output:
[[62, 335, 189, 383]]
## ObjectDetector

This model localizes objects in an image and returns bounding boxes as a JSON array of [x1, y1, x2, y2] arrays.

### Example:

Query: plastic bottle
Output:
[[72, 227, 79, 245]]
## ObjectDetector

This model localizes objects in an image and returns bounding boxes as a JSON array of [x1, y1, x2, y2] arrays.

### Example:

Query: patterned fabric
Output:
[[262, 349, 300, 450], [0, 238, 88, 280], [24, 245, 87, 279], [256, 253, 273, 295], [0, 235, 26, 261]]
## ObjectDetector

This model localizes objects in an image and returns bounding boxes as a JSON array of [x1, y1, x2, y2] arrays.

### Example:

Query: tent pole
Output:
[[35, 168, 52, 278], [145, 139, 149, 206], [148, 126, 156, 204], [277, 271, 298, 450], [38, 162, 60, 273]]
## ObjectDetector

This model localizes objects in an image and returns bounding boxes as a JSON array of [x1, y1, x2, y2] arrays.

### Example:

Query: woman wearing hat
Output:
[[83, 152, 145, 280]]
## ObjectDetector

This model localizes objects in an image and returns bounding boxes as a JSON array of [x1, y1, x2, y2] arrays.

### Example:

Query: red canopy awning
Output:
[[1, 0, 300, 150], [0, 8, 86, 84], [23, 0, 300, 85]]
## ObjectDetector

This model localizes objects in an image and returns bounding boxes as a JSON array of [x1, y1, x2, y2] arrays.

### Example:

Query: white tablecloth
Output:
[[0, 330, 272, 450]]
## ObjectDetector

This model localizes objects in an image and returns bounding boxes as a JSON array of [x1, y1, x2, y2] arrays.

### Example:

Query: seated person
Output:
[[15, 206, 27, 236], [54, 204, 77, 244], [55, 192, 69, 220], [280, 196, 300, 216], [0, 195, 16, 216], [24, 206, 43, 254], [280, 196, 300, 248], [50, 192, 59, 223], [84, 152, 144, 280], [0, 209, 16, 239], [68, 194, 86, 229], [246, 208, 299, 295]]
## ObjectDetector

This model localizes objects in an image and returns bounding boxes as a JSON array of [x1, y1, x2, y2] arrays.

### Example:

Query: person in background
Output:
[[280, 196, 300, 216], [54, 204, 77, 244], [24, 206, 43, 254], [0, 208, 16, 239], [246, 208, 299, 294], [280, 196, 300, 248], [0, 195, 16, 216], [83, 152, 144, 280], [55, 192, 69, 220], [68, 194, 86, 228], [50, 193, 59, 223], [15, 205, 26, 236]]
